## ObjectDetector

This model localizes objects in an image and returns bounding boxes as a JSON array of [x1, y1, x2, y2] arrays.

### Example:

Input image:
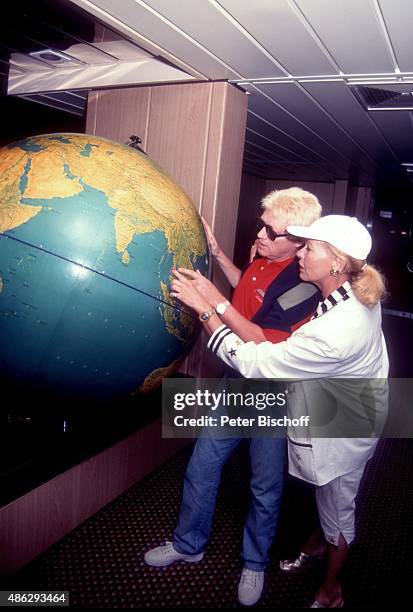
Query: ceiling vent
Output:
[[351, 83, 413, 111]]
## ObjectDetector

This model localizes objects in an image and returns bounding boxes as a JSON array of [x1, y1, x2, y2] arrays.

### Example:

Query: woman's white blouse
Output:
[[208, 289, 389, 485]]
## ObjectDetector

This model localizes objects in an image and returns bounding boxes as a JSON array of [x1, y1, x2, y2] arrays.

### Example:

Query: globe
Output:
[[0, 133, 208, 402]]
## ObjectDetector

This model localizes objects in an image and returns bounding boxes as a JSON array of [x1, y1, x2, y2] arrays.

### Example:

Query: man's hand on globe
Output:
[[201, 217, 221, 257]]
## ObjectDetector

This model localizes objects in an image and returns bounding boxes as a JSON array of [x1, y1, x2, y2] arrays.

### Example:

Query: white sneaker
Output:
[[237, 568, 264, 606], [144, 541, 204, 567]]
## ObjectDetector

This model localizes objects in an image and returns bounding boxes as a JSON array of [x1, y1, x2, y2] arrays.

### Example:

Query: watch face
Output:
[[216, 301, 229, 315]]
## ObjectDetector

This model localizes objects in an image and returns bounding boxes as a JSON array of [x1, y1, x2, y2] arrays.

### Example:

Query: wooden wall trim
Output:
[[85, 90, 99, 135], [0, 420, 188, 577]]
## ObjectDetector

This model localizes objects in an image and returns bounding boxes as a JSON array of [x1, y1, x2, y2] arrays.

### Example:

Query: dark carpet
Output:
[[4, 439, 412, 608]]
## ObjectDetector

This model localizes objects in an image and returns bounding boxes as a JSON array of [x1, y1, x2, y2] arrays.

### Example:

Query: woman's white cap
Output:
[[287, 215, 372, 260]]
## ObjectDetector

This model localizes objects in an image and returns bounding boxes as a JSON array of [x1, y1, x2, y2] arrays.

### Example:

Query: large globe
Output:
[[0, 133, 208, 401]]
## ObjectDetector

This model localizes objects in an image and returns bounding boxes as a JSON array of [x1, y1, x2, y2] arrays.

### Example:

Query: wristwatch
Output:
[[198, 309, 216, 322], [215, 300, 230, 315]]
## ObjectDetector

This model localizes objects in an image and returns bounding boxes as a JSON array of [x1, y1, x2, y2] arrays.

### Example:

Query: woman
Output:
[[170, 215, 388, 608]]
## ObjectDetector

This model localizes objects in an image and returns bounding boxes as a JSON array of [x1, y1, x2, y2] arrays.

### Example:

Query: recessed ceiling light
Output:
[[29, 49, 75, 65]]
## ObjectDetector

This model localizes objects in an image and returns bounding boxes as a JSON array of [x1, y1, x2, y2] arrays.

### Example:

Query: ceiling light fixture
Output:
[[29, 49, 81, 66]]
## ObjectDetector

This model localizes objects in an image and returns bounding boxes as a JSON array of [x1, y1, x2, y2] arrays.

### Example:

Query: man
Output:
[[145, 187, 322, 606]]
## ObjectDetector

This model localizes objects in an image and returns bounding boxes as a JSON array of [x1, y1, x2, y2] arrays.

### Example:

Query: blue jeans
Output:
[[173, 436, 286, 571]]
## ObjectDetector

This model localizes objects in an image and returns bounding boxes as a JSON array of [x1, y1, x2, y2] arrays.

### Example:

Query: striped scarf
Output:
[[312, 281, 351, 319]]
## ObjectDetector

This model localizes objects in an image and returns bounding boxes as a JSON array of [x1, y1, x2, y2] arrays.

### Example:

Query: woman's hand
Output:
[[201, 217, 221, 257], [172, 267, 226, 307], [170, 268, 212, 315]]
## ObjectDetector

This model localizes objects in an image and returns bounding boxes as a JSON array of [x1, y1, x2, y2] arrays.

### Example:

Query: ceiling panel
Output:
[[142, 0, 286, 78], [295, 0, 395, 74], [258, 82, 379, 174], [264, 162, 335, 182], [20, 90, 87, 116], [216, 0, 338, 76], [246, 111, 331, 166], [245, 132, 306, 164], [242, 160, 266, 178], [378, 0, 413, 72], [244, 146, 272, 163], [246, 110, 366, 183], [248, 88, 356, 173], [244, 140, 289, 163], [368, 111, 413, 162], [75, 0, 239, 79], [301, 81, 397, 165]]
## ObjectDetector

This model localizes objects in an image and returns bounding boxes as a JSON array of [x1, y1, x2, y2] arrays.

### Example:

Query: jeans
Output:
[[173, 436, 287, 571]]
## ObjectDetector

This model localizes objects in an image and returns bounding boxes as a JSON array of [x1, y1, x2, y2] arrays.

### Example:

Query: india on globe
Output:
[[0, 133, 209, 401]]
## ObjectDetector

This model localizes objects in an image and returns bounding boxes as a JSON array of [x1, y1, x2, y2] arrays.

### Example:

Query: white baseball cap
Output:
[[287, 215, 372, 260]]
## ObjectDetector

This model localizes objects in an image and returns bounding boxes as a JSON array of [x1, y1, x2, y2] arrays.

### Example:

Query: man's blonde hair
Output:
[[261, 187, 322, 226]]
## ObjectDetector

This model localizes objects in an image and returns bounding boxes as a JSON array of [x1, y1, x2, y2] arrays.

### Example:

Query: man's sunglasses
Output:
[[256, 218, 290, 241]]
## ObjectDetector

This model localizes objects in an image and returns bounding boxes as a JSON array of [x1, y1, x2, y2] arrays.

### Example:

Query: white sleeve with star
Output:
[[207, 324, 341, 379]]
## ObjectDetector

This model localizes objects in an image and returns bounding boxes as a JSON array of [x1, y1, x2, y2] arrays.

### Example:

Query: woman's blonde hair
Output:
[[261, 187, 322, 226], [328, 244, 387, 308]]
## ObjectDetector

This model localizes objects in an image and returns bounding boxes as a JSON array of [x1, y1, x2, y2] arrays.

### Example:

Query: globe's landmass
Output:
[[0, 133, 208, 401]]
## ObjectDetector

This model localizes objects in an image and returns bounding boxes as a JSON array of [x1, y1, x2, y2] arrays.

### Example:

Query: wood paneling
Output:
[[86, 88, 151, 149], [332, 179, 348, 214], [204, 83, 247, 292], [145, 82, 213, 208], [355, 187, 372, 224], [0, 420, 188, 577], [183, 82, 247, 378]]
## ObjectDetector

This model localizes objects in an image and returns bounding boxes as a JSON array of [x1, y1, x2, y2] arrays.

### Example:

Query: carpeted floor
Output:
[[3, 438, 412, 608]]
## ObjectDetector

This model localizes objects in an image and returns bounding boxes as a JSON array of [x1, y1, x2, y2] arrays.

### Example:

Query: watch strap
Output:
[[199, 309, 216, 322]]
